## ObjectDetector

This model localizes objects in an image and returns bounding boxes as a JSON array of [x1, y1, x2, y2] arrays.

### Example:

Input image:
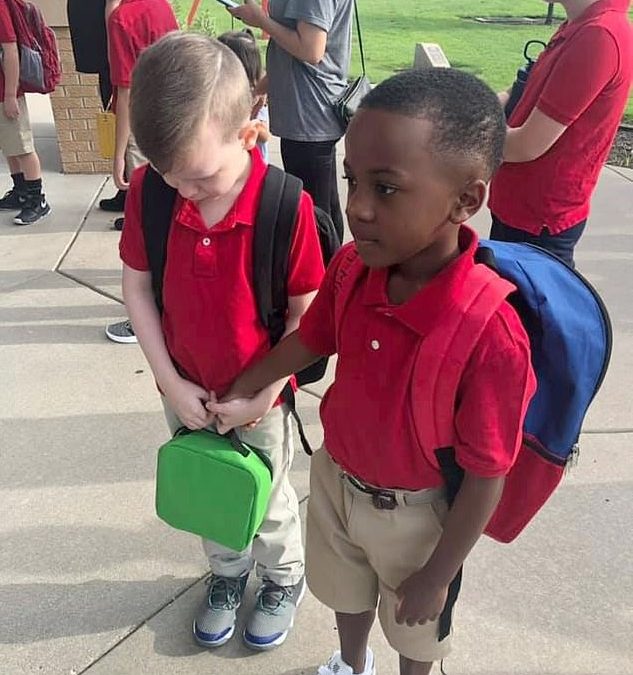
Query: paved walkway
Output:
[[1, 95, 632, 675]]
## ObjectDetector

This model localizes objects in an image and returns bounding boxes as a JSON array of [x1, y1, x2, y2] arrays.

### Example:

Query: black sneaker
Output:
[[0, 188, 25, 211], [105, 319, 137, 344], [99, 190, 126, 212], [14, 195, 51, 226]]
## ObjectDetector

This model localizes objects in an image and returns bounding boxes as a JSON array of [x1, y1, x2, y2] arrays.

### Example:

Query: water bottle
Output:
[[505, 40, 547, 120]]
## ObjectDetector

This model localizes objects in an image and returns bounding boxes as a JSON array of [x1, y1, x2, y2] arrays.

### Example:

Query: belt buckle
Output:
[[372, 491, 397, 510]]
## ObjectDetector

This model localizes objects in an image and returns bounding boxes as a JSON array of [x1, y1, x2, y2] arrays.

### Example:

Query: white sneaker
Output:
[[317, 649, 376, 675]]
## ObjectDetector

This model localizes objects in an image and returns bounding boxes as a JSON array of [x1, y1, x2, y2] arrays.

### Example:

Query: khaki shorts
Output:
[[306, 448, 453, 662], [0, 96, 35, 156]]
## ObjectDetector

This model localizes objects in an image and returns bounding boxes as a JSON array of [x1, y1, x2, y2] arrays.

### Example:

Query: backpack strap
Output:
[[141, 166, 178, 313], [253, 166, 311, 452], [253, 165, 303, 345], [411, 261, 514, 462], [410, 257, 514, 641]]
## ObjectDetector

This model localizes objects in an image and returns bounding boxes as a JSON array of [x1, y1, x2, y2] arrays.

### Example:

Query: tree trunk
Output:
[[545, 3, 555, 25]]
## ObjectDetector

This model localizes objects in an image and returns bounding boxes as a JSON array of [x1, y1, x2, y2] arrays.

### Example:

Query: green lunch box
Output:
[[155, 427, 273, 552]]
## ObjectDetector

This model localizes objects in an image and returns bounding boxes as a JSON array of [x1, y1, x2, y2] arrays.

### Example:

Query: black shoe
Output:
[[0, 188, 25, 211], [99, 190, 126, 212], [113, 217, 124, 231], [14, 194, 51, 226]]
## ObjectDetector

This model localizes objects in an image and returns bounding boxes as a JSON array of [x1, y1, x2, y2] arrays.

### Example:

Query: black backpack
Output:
[[141, 164, 341, 454]]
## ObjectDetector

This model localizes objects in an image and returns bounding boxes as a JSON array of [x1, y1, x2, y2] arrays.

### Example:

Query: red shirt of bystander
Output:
[[0, 1, 22, 103], [489, 0, 633, 235], [107, 0, 178, 93]]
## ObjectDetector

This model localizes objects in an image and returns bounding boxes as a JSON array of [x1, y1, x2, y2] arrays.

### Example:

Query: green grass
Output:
[[170, 0, 633, 121]]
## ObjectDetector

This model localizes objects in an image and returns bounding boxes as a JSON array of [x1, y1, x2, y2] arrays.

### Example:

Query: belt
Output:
[[340, 472, 446, 510]]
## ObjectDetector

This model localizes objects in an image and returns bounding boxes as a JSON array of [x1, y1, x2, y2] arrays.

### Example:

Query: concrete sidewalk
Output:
[[1, 95, 632, 675]]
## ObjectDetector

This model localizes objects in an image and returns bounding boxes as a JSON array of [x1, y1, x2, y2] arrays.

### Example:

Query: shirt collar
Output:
[[361, 225, 479, 337], [175, 149, 267, 233]]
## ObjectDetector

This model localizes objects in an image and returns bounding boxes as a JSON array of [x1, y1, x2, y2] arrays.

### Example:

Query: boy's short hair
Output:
[[130, 31, 253, 174], [217, 29, 262, 90], [359, 68, 506, 179]]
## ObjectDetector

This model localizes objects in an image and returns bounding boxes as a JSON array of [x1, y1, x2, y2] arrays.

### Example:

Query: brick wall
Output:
[[49, 27, 111, 174]]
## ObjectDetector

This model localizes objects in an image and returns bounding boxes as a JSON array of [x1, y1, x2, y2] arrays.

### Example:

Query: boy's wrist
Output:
[[157, 370, 183, 395]]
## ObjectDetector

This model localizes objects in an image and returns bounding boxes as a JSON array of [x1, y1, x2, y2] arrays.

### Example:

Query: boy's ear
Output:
[[239, 120, 259, 151], [449, 179, 487, 224]]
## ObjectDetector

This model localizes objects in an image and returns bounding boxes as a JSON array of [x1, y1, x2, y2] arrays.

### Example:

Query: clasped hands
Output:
[[162, 375, 265, 433]]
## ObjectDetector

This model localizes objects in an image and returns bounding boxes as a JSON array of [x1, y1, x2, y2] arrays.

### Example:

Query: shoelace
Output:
[[206, 576, 244, 611], [256, 580, 293, 615]]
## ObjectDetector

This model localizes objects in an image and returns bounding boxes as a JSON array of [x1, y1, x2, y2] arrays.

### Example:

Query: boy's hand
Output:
[[207, 394, 270, 434], [113, 153, 129, 191], [229, 0, 266, 28], [163, 376, 214, 430], [395, 569, 449, 627]]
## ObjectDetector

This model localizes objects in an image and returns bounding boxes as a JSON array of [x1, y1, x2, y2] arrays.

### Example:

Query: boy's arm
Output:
[[395, 473, 504, 626], [1, 42, 20, 120], [113, 86, 130, 190], [122, 264, 213, 429], [211, 292, 321, 433]]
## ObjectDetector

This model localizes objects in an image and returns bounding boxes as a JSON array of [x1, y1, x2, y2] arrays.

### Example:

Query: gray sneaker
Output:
[[105, 319, 137, 344], [193, 574, 249, 648], [243, 577, 306, 651]]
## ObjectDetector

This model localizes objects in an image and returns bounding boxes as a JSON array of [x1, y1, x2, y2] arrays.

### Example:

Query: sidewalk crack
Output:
[[77, 573, 211, 674]]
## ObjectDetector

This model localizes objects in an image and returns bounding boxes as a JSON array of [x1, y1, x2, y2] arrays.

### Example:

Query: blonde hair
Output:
[[130, 31, 253, 173]]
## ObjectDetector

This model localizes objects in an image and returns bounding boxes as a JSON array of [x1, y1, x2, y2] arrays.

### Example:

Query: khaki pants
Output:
[[306, 448, 452, 662], [163, 401, 304, 586]]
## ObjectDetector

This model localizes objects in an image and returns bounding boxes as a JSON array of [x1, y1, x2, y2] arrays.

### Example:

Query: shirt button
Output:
[[371, 339, 380, 351], [202, 237, 211, 246]]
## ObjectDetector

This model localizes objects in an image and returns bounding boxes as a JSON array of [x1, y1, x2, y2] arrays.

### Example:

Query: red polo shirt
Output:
[[489, 0, 633, 235], [108, 0, 177, 98], [0, 2, 22, 102], [298, 227, 536, 490], [120, 150, 325, 396]]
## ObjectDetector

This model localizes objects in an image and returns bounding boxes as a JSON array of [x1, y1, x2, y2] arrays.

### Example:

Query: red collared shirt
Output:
[[298, 227, 536, 490], [108, 0, 177, 92], [120, 150, 325, 396], [0, 2, 22, 102], [489, 0, 633, 235]]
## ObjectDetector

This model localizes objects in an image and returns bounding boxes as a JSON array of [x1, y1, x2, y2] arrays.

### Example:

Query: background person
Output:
[[0, 0, 51, 226], [489, 0, 633, 267], [229, 0, 354, 241], [67, 0, 127, 213]]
